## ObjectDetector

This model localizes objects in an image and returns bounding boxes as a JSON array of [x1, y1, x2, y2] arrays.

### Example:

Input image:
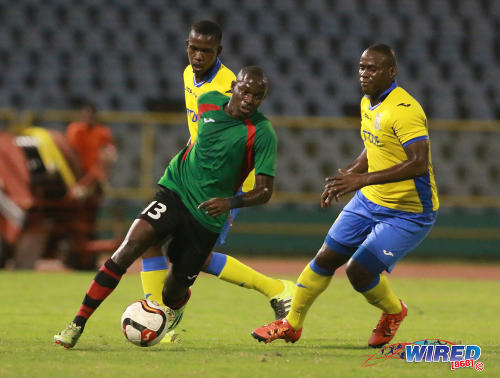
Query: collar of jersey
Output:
[[193, 58, 222, 87], [365, 80, 398, 111]]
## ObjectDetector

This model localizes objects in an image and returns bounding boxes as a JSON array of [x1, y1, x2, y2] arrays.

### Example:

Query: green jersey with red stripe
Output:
[[158, 91, 277, 232]]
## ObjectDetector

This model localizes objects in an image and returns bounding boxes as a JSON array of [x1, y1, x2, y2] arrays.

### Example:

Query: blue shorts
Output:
[[325, 191, 437, 274], [215, 188, 244, 246]]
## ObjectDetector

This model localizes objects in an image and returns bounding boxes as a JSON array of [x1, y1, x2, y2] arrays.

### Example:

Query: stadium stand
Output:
[[0, 0, 496, 119], [0, 0, 498, 228]]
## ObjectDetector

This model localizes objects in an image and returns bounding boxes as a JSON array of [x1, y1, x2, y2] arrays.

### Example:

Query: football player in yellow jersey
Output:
[[252, 44, 438, 348], [140, 21, 294, 338]]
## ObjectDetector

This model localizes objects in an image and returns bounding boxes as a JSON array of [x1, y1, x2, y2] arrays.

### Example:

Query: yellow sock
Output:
[[286, 262, 333, 329], [218, 255, 284, 298], [140, 269, 168, 306], [361, 274, 402, 314]]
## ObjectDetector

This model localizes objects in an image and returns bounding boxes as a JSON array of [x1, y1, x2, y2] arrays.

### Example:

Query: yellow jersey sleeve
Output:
[[392, 98, 428, 146]]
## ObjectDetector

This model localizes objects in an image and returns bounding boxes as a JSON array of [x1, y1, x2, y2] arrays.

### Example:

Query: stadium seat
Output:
[[456, 0, 485, 19], [0, 0, 496, 124], [422, 0, 452, 17]]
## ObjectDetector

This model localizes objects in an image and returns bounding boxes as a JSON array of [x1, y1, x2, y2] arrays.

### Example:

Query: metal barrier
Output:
[[1, 108, 499, 209]]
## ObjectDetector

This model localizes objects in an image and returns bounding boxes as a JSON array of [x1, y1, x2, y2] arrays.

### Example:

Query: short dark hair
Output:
[[237, 66, 270, 91], [238, 66, 268, 82], [191, 20, 222, 43], [366, 43, 397, 68]]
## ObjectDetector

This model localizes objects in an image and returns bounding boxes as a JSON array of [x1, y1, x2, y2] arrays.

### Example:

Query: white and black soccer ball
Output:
[[121, 299, 168, 347]]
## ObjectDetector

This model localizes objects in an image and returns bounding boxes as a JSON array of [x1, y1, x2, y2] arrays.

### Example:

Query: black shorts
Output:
[[137, 186, 219, 286]]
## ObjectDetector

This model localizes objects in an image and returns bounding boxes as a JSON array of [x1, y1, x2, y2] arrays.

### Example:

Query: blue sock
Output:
[[141, 256, 168, 272], [310, 258, 335, 276], [204, 252, 227, 276]]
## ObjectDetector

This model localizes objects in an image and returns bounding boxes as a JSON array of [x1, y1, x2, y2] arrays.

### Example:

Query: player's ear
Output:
[[217, 45, 222, 56], [263, 82, 270, 98], [389, 66, 397, 80]]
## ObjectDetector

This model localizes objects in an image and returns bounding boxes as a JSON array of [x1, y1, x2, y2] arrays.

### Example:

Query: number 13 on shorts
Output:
[[142, 201, 167, 220]]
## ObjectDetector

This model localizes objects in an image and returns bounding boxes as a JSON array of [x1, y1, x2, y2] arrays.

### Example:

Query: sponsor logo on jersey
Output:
[[187, 108, 198, 122], [185, 86, 198, 98], [362, 129, 380, 146]]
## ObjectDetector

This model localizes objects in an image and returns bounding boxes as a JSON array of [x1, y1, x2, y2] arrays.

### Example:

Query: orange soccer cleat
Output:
[[369, 300, 408, 348], [251, 318, 302, 344]]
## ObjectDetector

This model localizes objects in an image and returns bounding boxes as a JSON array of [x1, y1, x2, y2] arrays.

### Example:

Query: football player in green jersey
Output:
[[140, 22, 293, 342], [54, 67, 281, 349]]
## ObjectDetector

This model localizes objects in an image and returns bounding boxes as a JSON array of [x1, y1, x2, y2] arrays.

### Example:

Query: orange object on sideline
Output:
[[66, 122, 113, 184]]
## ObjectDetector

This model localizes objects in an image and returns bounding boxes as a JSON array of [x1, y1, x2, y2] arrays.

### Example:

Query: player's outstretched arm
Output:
[[198, 174, 274, 217]]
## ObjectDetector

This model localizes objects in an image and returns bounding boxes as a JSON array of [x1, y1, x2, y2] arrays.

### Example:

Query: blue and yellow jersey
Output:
[[184, 58, 235, 142], [183, 58, 255, 192], [359, 82, 439, 213]]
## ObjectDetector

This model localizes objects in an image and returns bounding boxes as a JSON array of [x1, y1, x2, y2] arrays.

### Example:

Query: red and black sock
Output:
[[73, 259, 126, 330]]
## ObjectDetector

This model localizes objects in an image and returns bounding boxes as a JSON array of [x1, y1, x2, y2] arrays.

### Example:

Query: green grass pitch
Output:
[[1, 269, 498, 377]]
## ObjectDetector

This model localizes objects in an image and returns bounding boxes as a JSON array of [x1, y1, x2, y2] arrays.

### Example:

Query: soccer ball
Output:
[[121, 299, 168, 347]]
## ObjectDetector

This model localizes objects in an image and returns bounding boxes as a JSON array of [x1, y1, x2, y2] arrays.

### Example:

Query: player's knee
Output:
[[345, 259, 375, 291], [314, 243, 349, 271]]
